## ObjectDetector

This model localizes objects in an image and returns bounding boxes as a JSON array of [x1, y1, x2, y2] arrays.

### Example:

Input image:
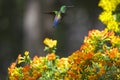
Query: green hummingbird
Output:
[[45, 5, 74, 27]]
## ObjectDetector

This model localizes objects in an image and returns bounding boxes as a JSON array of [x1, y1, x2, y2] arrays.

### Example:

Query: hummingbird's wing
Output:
[[44, 11, 59, 20], [43, 11, 59, 22], [43, 11, 58, 15]]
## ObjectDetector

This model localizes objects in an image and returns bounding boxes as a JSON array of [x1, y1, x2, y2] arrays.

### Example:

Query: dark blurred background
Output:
[[0, 0, 104, 79]]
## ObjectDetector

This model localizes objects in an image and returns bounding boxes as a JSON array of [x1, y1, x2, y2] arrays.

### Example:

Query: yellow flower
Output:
[[107, 20, 119, 32], [99, 11, 114, 24], [57, 58, 69, 71], [43, 38, 57, 48], [99, 11, 120, 32], [17, 54, 23, 64], [111, 36, 120, 46], [99, 0, 120, 33], [99, 0, 119, 11], [8, 63, 21, 80], [24, 51, 29, 56]]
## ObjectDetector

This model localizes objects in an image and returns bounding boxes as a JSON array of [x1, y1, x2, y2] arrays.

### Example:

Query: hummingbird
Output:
[[45, 5, 74, 27]]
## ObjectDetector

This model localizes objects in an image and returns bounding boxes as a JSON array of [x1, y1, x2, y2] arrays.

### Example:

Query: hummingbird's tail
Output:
[[53, 19, 59, 27]]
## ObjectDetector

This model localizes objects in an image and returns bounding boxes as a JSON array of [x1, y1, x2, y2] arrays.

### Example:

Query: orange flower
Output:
[[22, 65, 31, 79], [8, 62, 17, 75], [47, 53, 56, 61], [84, 52, 94, 60], [22, 65, 30, 73], [88, 30, 100, 37], [98, 67, 105, 76], [88, 75, 97, 80], [28, 77, 36, 80], [67, 70, 75, 77], [74, 58, 81, 64], [32, 56, 39, 62], [32, 70, 41, 79], [80, 43, 95, 53], [104, 30, 114, 38], [32, 56, 41, 64], [106, 48, 118, 59], [71, 64, 81, 72], [9, 62, 16, 69]]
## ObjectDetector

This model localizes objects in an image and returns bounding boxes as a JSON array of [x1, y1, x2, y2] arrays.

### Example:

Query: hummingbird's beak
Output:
[[67, 5, 74, 8]]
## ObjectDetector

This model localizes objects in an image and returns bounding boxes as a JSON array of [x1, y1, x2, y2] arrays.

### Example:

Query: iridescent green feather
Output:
[[60, 5, 67, 13]]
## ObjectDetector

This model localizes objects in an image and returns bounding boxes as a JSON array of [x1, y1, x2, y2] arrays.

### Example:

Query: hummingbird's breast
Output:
[[53, 13, 61, 27]]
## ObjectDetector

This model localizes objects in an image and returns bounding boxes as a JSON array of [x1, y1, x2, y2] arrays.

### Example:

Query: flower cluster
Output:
[[68, 30, 120, 79], [99, 0, 120, 33], [8, 0, 120, 79], [8, 38, 70, 80]]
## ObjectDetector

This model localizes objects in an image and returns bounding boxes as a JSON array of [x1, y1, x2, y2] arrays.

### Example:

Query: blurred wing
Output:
[[44, 11, 58, 20], [43, 11, 58, 15]]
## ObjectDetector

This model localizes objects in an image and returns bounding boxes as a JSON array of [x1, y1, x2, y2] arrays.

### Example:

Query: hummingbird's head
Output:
[[60, 5, 67, 13], [60, 5, 74, 13]]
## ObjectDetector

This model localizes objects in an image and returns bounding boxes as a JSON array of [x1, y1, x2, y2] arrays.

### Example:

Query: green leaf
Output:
[[44, 46, 49, 51]]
